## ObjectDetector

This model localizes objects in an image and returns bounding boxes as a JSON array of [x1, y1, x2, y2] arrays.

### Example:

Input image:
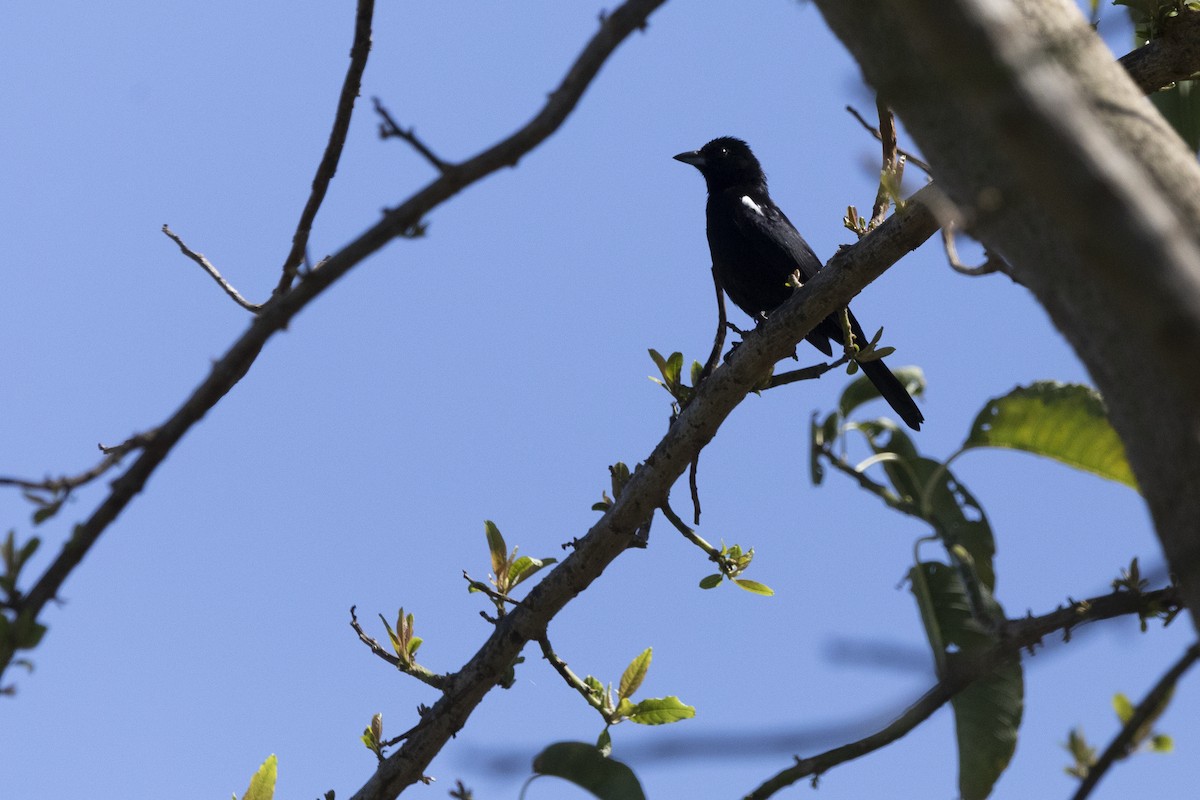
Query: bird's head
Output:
[[673, 136, 765, 192]]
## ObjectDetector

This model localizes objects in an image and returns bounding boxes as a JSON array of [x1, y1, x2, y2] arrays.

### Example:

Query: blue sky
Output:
[[2, 2, 1194, 799]]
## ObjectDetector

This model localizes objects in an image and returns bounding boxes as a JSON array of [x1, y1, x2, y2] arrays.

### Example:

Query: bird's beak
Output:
[[673, 150, 705, 168]]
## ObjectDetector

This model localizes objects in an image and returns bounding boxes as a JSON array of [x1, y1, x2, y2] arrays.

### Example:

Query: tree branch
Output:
[[0, 0, 670, 685], [274, 0, 376, 297], [1070, 640, 1200, 800], [346, 184, 942, 800], [1118, 8, 1200, 95], [161, 224, 262, 312], [746, 585, 1181, 799]]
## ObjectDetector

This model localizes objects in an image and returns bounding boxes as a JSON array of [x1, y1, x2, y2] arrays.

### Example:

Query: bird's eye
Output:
[[718, 147, 728, 157]]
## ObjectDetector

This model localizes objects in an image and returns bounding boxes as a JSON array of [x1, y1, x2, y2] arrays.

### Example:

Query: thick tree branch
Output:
[[1118, 8, 1200, 95], [346, 186, 941, 800], [746, 585, 1181, 799], [0, 0, 669, 684]]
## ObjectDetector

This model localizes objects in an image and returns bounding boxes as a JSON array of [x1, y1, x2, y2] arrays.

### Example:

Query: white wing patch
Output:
[[740, 195, 765, 216]]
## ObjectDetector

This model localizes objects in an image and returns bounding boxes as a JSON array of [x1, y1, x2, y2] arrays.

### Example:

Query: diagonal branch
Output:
[[0, 0, 670, 684], [1070, 639, 1200, 800], [346, 184, 943, 800], [746, 585, 1181, 799], [162, 225, 262, 312], [274, 0, 376, 298]]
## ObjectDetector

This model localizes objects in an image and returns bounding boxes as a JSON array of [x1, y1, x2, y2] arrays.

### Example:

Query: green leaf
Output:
[[618, 648, 652, 702], [909, 562, 1022, 800], [625, 696, 696, 725], [964, 382, 1136, 490], [532, 742, 646, 800], [240, 755, 278, 800], [839, 366, 925, 419], [484, 520, 507, 577], [596, 728, 612, 757], [690, 360, 704, 386], [508, 556, 556, 589], [1150, 733, 1174, 753], [953, 656, 1023, 800], [1112, 692, 1135, 724], [1152, 79, 1200, 153], [733, 579, 775, 596], [698, 574, 723, 590], [875, 432, 997, 591]]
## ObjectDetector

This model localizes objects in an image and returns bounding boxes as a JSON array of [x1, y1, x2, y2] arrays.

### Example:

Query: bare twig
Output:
[[2, 0, 675, 695], [846, 105, 932, 174], [659, 500, 720, 559], [764, 355, 846, 389], [1070, 640, 1200, 800], [0, 429, 157, 497], [692, 264, 729, 523], [349, 606, 448, 690], [463, 571, 524, 609], [274, 0, 377, 297], [373, 97, 452, 173], [942, 224, 1007, 277], [537, 635, 613, 721], [746, 585, 1181, 799], [161, 225, 262, 312]]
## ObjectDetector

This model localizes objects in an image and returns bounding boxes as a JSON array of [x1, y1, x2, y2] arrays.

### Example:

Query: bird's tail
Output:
[[858, 357, 924, 431]]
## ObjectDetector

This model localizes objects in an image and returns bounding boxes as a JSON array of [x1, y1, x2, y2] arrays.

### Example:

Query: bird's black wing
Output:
[[712, 188, 838, 355]]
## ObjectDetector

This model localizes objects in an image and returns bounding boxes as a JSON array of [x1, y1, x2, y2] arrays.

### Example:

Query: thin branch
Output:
[[0, 429, 156, 497], [537, 635, 612, 721], [349, 606, 448, 690], [2, 0, 675, 693], [869, 98, 901, 229], [462, 571, 524, 608], [1070, 640, 1200, 800], [161, 225, 262, 312], [764, 355, 845, 389], [659, 500, 719, 559], [691, 264, 730, 523], [274, 0, 377, 297], [373, 97, 452, 173], [845, 105, 932, 174], [942, 224, 1007, 277], [746, 585, 1181, 799]]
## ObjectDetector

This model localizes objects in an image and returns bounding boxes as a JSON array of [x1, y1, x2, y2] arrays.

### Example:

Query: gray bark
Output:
[[813, 0, 1200, 631]]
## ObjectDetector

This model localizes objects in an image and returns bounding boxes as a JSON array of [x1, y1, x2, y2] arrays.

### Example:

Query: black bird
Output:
[[674, 136, 924, 431]]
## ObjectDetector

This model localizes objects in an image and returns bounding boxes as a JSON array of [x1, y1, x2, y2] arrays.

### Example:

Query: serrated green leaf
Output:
[[964, 382, 1136, 490], [733, 579, 775, 596], [241, 755, 278, 800], [532, 741, 646, 800], [484, 520, 507, 577], [839, 366, 925, 419], [618, 648, 652, 702], [876, 434, 996, 591], [1113, 692, 1135, 724], [626, 696, 696, 725], [699, 574, 723, 589]]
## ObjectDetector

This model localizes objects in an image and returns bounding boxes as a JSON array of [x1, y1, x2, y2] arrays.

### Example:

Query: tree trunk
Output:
[[814, 0, 1200, 631]]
